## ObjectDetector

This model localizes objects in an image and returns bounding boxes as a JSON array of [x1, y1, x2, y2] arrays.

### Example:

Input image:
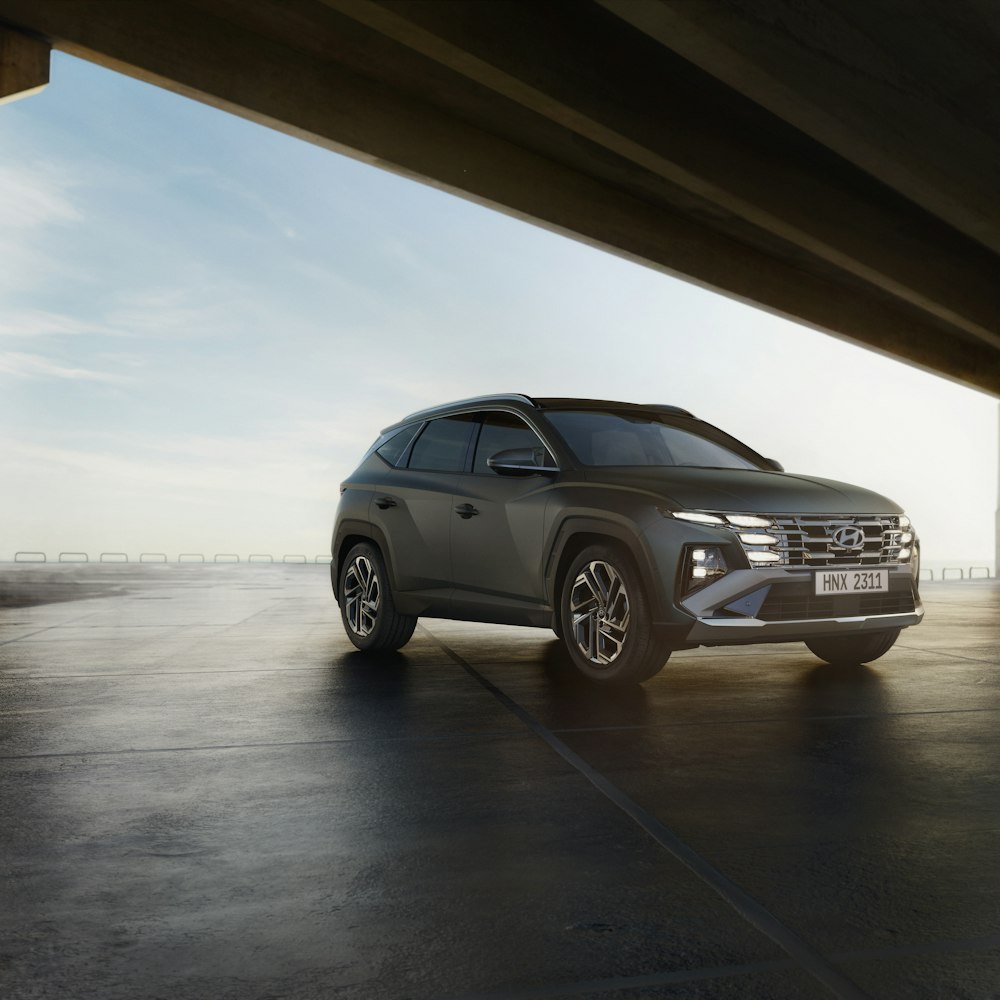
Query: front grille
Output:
[[682, 510, 914, 569], [767, 515, 904, 567], [757, 590, 915, 622]]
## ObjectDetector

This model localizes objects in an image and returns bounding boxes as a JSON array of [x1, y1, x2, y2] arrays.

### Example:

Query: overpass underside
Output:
[[0, 0, 998, 395]]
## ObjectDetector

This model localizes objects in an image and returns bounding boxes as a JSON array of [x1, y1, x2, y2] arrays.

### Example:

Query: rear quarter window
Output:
[[407, 415, 477, 472], [375, 424, 421, 467]]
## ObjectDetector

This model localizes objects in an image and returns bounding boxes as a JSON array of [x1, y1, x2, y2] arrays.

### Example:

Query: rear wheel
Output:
[[805, 628, 900, 666], [559, 544, 669, 685], [339, 542, 416, 651]]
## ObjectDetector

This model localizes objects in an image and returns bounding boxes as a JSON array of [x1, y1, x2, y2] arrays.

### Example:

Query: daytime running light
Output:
[[673, 511, 725, 525], [725, 515, 772, 528]]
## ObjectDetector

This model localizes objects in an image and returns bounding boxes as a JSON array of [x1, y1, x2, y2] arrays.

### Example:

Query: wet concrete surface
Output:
[[1, 564, 998, 999]]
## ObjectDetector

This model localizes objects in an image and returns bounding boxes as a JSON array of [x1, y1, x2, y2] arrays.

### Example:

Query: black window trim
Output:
[[463, 409, 559, 476], [384, 404, 563, 474], [404, 415, 479, 473], [394, 420, 425, 469], [373, 421, 424, 469]]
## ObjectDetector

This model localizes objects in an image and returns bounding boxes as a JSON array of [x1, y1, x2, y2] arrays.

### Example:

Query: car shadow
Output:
[[533, 638, 652, 726], [326, 648, 414, 702]]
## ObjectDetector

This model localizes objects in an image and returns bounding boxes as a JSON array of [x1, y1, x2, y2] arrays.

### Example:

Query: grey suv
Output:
[[332, 395, 922, 684]]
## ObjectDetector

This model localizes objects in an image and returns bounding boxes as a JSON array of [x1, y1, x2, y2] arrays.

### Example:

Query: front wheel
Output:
[[338, 542, 416, 651], [559, 544, 669, 685], [805, 628, 900, 666]]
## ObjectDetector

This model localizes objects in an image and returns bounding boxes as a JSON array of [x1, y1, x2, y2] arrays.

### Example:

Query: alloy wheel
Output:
[[569, 560, 630, 665], [343, 555, 380, 636]]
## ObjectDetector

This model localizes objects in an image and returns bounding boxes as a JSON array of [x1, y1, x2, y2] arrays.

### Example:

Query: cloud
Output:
[[102, 286, 254, 341], [0, 159, 86, 297], [0, 292, 258, 345], [0, 161, 82, 229], [0, 351, 128, 383], [0, 309, 116, 339], [173, 164, 299, 239], [1, 429, 341, 504]]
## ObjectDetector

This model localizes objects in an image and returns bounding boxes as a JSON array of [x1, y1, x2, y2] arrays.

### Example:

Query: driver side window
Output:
[[472, 411, 552, 474]]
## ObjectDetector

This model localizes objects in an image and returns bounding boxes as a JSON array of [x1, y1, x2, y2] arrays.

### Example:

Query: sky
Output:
[[1, 52, 996, 572]]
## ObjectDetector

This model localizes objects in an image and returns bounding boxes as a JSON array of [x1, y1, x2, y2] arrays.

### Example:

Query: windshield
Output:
[[544, 410, 765, 470]]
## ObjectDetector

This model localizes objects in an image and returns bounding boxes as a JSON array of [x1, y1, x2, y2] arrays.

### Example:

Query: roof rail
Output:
[[388, 394, 695, 429], [533, 397, 693, 417], [393, 393, 537, 426]]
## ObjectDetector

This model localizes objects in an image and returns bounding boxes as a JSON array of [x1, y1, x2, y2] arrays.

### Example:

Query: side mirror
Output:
[[487, 447, 558, 476], [764, 457, 784, 473]]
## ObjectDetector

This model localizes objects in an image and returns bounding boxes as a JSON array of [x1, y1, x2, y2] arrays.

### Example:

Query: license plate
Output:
[[814, 568, 889, 595]]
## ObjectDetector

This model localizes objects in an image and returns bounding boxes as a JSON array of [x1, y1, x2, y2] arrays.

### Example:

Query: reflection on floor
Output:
[[2, 565, 998, 1000]]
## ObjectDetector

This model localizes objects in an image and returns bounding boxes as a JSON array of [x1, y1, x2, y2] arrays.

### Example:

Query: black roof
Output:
[[534, 397, 693, 417], [389, 393, 694, 431]]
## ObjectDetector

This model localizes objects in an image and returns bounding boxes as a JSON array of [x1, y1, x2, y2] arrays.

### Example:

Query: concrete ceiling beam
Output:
[[325, 0, 999, 356], [0, 0, 996, 395], [599, 0, 1000, 256], [0, 24, 49, 104]]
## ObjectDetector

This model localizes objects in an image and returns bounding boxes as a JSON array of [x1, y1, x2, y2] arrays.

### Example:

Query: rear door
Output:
[[369, 414, 477, 603]]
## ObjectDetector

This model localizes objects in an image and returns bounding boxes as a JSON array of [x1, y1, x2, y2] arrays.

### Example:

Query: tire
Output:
[[805, 628, 900, 666], [338, 541, 416, 652], [559, 544, 669, 685]]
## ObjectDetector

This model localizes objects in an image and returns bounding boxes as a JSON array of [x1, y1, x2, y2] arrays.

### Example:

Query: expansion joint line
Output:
[[417, 624, 871, 1000]]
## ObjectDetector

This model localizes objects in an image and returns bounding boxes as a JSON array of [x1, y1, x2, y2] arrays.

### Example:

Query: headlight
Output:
[[672, 511, 725, 525], [746, 551, 781, 564], [682, 545, 728, 594], [738, 532, 778, 546], [667, 510, 774, 530], [725, 514, 773, 528], [897, 515, 915, 562]]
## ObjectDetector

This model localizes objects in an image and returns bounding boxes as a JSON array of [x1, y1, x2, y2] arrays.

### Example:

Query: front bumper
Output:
[[679, 565, 922, 646]]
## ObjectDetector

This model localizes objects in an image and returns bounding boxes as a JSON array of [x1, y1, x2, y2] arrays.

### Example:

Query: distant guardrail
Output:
[[4, 551, 335, 563], [22, 553, 990, 578]]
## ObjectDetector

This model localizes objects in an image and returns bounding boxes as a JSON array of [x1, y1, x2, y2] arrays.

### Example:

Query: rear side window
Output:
[[472, 412, 552, 473], [375, 424, 420, 467], [408, 415, 477, 472]]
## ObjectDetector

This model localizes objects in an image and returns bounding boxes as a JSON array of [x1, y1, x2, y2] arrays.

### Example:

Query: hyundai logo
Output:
[[832, 525, 865, 550]]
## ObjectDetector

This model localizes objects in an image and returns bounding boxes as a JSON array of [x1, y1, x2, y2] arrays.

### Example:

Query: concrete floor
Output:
[[1, 564, 998, 1000]]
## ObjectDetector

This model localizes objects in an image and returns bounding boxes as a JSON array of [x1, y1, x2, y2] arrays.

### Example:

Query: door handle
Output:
[[374, 496, 397, 510], [454, 503, 479, 519]]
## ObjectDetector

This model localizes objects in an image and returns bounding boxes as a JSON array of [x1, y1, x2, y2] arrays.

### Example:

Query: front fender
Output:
[[544, 513, 667, 620]]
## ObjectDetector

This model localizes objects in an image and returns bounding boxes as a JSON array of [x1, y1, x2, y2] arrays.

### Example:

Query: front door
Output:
[[450, 411, 555, 621]]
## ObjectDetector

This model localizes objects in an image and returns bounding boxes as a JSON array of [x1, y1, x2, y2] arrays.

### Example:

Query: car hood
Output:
[[585, 467, 902, 515]]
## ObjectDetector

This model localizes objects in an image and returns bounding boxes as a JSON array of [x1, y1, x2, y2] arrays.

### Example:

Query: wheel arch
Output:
[[546, 518, 661, 625], [332, 521, 394, 604]]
